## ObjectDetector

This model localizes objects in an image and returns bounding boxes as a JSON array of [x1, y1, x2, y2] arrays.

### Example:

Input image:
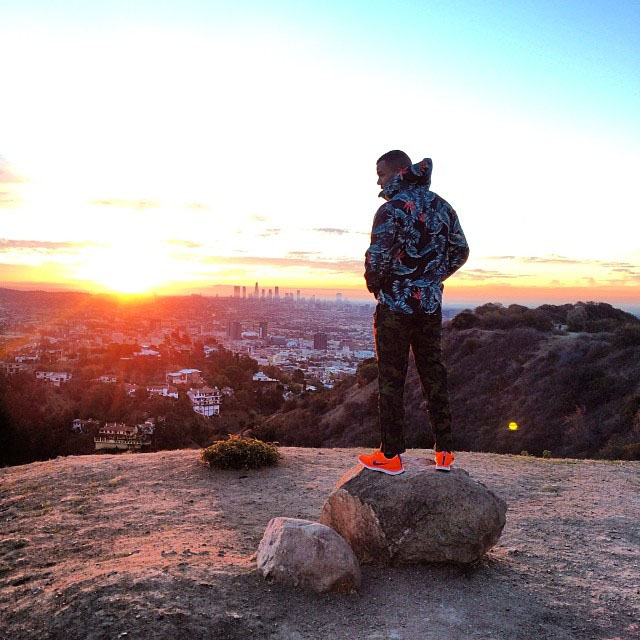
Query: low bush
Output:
[[200, 435, 280, 470]]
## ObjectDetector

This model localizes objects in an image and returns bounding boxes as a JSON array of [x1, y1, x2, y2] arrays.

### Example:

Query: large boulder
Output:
[[320, 456, 506, 565], [256, 517, 361, 593]]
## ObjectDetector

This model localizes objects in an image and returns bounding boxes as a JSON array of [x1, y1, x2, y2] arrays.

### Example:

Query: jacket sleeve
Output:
[[364, 202, 398, 294], [442, 209, 469, 280]]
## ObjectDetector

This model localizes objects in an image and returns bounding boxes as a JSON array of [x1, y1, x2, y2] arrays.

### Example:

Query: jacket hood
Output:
[[380, 157, 433, 200]]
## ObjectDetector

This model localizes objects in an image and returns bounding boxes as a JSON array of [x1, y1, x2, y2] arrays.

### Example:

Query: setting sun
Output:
[[78, 241, 175, 294]]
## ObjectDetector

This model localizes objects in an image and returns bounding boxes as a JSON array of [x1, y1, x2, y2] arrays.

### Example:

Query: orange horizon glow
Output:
[[1, 274, 638, 311], [0, 239, 638, 308]]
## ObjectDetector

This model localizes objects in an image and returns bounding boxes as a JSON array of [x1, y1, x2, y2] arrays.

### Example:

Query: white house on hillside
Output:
[[94, 423, 151, 451], [187, 386, 221, 417], [252, 371, 278, 383], [35, 371, 72, 386], [147, 383, 179, 399]]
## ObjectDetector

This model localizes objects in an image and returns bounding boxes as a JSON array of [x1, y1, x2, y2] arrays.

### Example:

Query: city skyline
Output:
[[1, 1, 639, 307]]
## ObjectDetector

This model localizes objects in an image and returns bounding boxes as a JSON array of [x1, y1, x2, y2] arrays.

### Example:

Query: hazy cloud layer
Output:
[[202, 254, 362, 273], [489, 255, 639, 269], [0, 238, 96, 252]]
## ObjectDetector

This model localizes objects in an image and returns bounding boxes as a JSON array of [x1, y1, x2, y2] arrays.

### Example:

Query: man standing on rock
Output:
[[358, 150, 469, 475]]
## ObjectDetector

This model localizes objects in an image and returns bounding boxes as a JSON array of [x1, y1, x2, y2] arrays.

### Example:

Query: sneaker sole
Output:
[[434, 465, 451, 472], [358, 459, 405, 475]]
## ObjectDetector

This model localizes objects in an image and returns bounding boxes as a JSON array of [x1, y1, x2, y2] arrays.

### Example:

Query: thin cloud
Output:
[[287, 251, 321, 257], [168, 239, 203, 249], [489, 255, 639, 269], [257, 228, 281, 237], [0, 238, 97, 252], [456, 268, 524, 281], [314, 227, 349, 235], [611, 267, 636, 274], [90, 198, 159, 210]]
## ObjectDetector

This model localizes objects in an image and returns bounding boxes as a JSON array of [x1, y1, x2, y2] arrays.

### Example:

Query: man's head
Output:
[[376, 150, 412, 189]]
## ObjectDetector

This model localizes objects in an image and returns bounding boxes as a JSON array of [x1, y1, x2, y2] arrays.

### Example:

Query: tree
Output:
[[450, 310, 480, 330], [356, 359, 378, 387], [291, 369, 305, 384]]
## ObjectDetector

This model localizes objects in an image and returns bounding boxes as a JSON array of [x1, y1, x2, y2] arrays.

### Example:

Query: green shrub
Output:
[[356, 361, 378, 387], [542, 450, 552, 458], [520, 450, 531, 457], [200, 435, 280, 470]]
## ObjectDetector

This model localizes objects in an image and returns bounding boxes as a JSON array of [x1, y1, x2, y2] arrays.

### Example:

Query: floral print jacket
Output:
[[364, 158, 469, 314]]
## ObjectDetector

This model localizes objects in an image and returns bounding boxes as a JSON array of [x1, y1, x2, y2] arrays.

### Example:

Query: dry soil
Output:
[[1, 448, 639, 640]]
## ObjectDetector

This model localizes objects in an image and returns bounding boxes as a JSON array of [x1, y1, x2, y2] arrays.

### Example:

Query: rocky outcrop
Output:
[[256, 517, 361, 593], [320, 456, 506, 565]]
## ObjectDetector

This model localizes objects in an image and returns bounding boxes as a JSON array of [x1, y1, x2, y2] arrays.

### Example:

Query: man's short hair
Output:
[[377, 150, 412, 171]]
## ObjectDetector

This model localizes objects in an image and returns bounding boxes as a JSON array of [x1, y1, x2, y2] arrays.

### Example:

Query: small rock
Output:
[[257, 517, 361, 593]]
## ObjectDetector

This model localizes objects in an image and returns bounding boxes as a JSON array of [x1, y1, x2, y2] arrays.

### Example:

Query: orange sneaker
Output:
[[357, 450, 405, 475], [434, 450, 454, 471]]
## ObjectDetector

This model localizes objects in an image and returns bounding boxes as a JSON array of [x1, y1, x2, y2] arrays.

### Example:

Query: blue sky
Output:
[[0, 0, 638, 301]]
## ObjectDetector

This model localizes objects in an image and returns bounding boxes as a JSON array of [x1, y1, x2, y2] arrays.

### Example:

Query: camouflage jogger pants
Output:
[[374, 303, 453, 458]]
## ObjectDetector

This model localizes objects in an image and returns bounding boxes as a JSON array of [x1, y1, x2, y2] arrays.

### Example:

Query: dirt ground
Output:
[[1, 448, 638, 640]]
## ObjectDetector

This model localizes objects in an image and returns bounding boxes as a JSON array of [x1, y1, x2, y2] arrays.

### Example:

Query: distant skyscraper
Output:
[[242, 286, 246, 299], [274, 286, 280, 300], [259, 321, 268, 339], [227, 321, 242, 340], [314, 332, 328, 350], [336, 292, 343, 303], [268, 288, 273, 301], [233, 286, 241, 298], [254, 282, 259, 297], [296, 289, 301, 302], [261, 288, 266, 300]]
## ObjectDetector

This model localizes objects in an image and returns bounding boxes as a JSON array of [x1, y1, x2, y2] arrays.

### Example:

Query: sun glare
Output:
[[78, 241, 175, 295]]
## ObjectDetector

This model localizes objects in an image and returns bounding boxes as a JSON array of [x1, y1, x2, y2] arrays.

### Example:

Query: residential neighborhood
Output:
[[2, 287, 457, 458]]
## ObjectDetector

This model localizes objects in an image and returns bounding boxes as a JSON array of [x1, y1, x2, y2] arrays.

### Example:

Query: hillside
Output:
[[1, 449, 638, 639], [257, 324, 640, 459]]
